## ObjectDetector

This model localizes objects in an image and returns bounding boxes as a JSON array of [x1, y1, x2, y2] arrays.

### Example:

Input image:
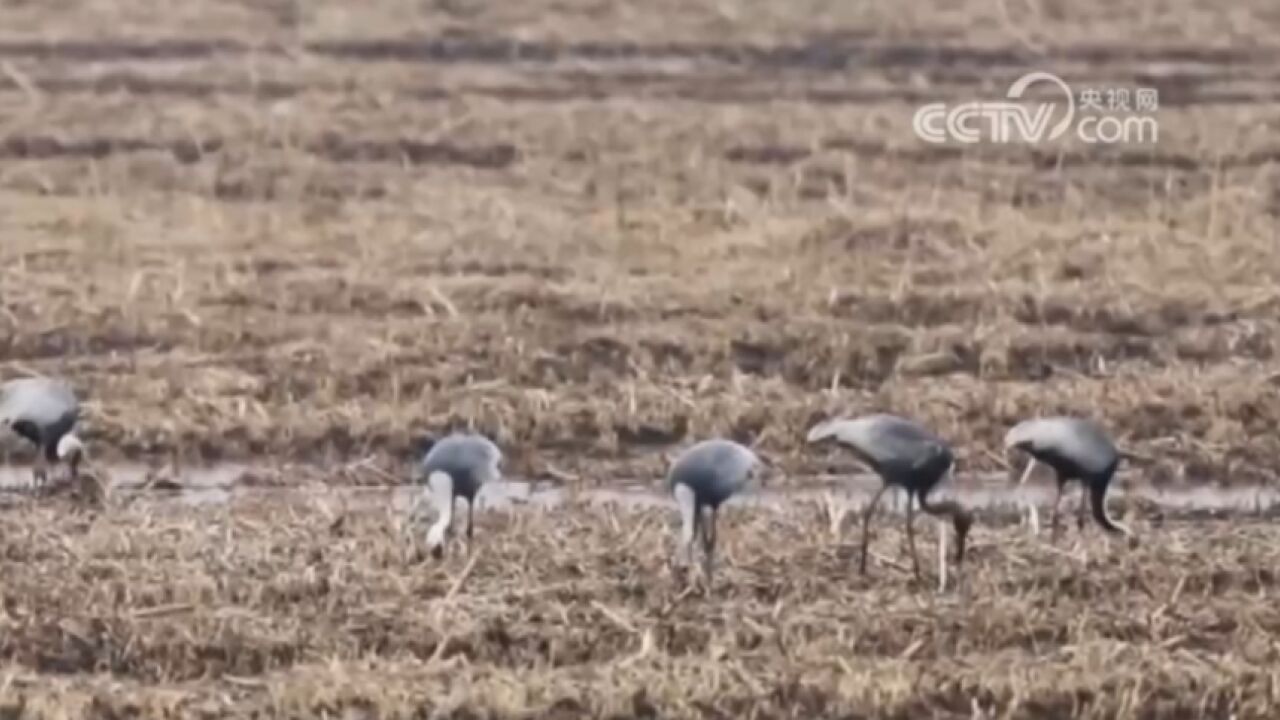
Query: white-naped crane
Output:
[[1, 376, 85, 490], [667, 438, 767, 583], [807, 414, 972, 589], [409, 432, 503, 558], [1005, 416, 1132, 539]]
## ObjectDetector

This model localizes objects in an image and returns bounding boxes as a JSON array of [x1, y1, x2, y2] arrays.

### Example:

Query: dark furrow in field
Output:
[[2, 72, 1279, 108], [0, 130, 1276, 184], [0, 134, 517, 168], [0, 36, 1269, 69]]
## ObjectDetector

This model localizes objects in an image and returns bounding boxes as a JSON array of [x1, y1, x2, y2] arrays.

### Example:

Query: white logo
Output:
[[913, 71, 1158, 145]]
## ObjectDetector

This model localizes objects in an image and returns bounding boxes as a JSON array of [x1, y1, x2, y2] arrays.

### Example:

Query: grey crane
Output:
[[408, 432, 503, 558], [667, 438, 766, 581], [1, 377, 85, 490], [1004, 416, 1131, 538], [807, 414, 971, 586]]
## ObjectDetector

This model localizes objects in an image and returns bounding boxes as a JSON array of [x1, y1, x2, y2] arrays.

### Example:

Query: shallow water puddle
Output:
[[0, 462, 1277, 517]]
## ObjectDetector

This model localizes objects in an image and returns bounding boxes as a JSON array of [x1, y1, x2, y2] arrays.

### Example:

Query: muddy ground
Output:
[[2, 0, 1280, 716]]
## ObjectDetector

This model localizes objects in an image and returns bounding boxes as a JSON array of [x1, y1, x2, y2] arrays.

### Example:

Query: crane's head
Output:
[[57, 433, 85, 477]]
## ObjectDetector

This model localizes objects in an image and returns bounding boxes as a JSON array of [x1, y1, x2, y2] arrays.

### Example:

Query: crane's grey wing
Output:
[[1008, 417, 1117, 476], [869, 416, 951, 473], [812, 414, 948, 471], [668, 439, 759, 504], [422, 434, 502, 496], [0, 378, 79, 430], [1056, 418, 1118, 474], [806, 417, 885, 467]]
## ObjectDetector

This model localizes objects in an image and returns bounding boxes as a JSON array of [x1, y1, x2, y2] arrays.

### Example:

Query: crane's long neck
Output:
[[425, 471, 455, 548], [673, 483, 698, 554], [1089, 468, 1130, 535]]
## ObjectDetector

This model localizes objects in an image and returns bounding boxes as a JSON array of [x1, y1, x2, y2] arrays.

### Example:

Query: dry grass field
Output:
[[3, 0, 1280, 716]]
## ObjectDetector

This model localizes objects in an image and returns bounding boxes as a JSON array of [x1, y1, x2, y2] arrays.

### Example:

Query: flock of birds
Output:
[[3, 374, 1132, 588]]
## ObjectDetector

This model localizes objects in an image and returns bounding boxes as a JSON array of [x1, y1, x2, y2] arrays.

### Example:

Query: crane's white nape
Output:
[[1014, 456, 1041, 534], [424, 470, 455, 558], [57, 433, 84, 461], [673, 483, 698, 567]]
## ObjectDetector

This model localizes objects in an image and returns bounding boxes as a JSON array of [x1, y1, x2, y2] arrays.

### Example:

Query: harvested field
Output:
[[2, 485, 1280, 717], [2, 0, 1280, 716]]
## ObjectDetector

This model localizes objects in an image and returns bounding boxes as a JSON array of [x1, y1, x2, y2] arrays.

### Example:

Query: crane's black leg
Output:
[[1049, 477, 1066, 541], [701, 506, 717, 582], [905, 491, 921, 581], [32, 452, 48, 493], [704, 507, 716, 555], [860, 485, 890, 575], [466, 499, 475, 547], [1075, 487, 1088, 532]]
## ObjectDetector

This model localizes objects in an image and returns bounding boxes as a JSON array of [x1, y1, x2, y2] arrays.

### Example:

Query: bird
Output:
[[807, 414, 971, 588], [1004, 416, 1131, 539], [408, 432, 502, 558], [0, 376, 85, 491], [666, 438, 766, 582]]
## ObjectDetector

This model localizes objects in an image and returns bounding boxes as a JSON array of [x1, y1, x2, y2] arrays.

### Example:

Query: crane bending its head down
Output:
[[808, 414, 972, 587], [1, 377, 85, 487], [667, 438, 765, 582], [411, 432, 503, 558], [1004, 416, 1130, 538]]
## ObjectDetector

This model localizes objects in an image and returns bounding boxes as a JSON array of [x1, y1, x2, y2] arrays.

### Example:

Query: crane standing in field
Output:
[[807, 414, 972, 589], [1, 376, 85, 490], [1005, 416, 1132, 539], [667, 438, 767, 583], [409, 432, 503, 559]]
